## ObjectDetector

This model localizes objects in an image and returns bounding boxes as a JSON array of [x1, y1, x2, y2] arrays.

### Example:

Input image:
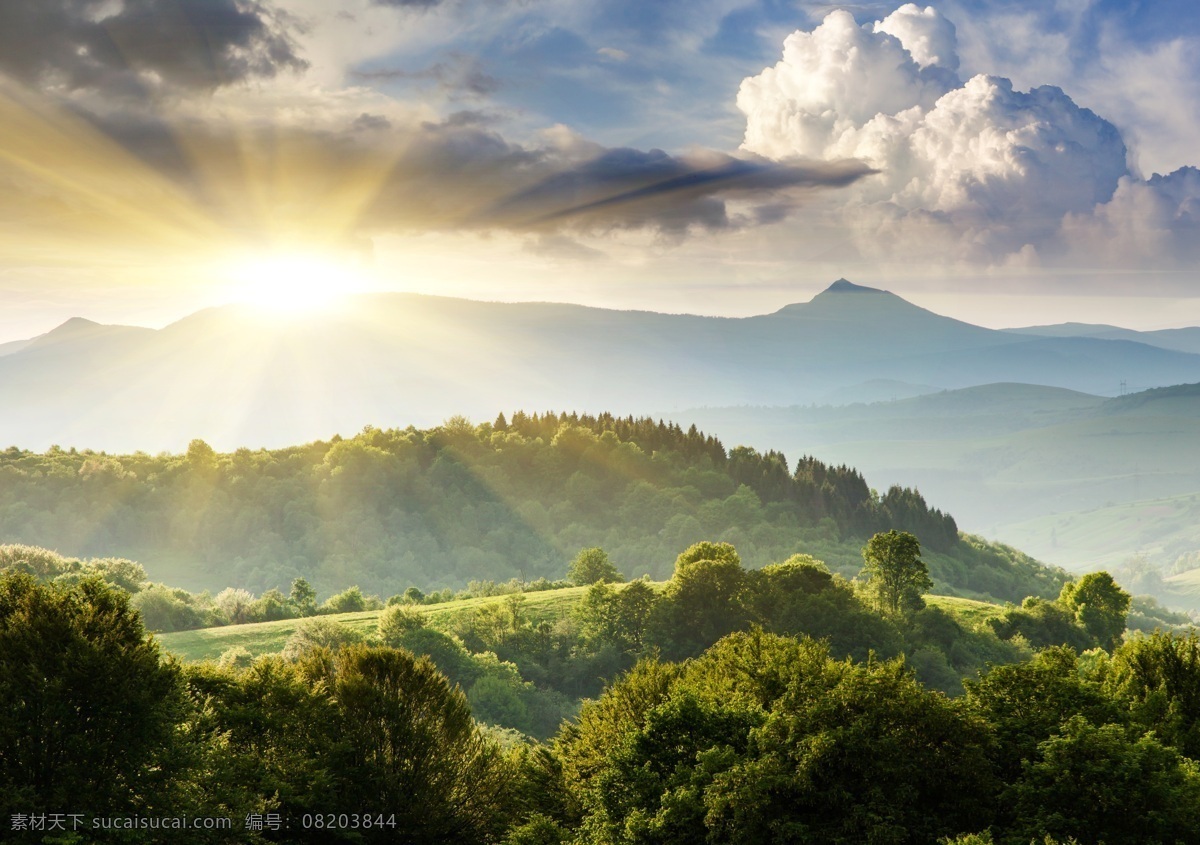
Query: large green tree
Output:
[[1058, 571, 1130, 651], [561, 631, 996, 845], [568, 548, 624, 586], [860, 530, 932, 616], [653, 542, 747, 658], [1007, 717, 1200, 845], [0, 572, 185, 825], [325, 645, 510, 843]]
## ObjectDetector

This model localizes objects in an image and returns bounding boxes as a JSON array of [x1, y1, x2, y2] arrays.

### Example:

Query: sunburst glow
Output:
[[226, 253, 371, 315]]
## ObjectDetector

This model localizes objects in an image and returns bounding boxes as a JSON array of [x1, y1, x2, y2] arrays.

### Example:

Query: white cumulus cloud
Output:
[[874, 3, 960, 72], [1062, 167, 1200, 266], [735, 5, 1200, 269]]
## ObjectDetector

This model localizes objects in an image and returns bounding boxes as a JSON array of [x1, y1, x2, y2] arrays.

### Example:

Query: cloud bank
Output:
[[0, 0, 306, 94], [738, 4, 1200, 269]]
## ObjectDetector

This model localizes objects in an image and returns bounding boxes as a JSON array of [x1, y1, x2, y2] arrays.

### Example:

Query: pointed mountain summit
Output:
[[772, 278, 972, 327], [824, 278, 883, 293]]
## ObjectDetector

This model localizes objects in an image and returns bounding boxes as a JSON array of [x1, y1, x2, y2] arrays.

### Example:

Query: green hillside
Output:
[[0, 412, 1063, 605], [160, 586, 1010, 665], [674, 383, 1200, 576], [159, 585, 598, 663], [1003, 493, 1200, 570]]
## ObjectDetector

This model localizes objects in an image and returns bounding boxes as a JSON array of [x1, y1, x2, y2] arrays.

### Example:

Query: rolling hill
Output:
[[672, 382, 1200, 581], [2, 280, 1198, 452]]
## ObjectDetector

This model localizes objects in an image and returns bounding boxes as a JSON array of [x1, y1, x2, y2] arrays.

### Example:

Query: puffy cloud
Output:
[[738, 6, 1133, 263], [0, 0, 306, 94], [737, 9, 956, 159], [1062, 167, 1200, 266], [874, 3, 960, 71]]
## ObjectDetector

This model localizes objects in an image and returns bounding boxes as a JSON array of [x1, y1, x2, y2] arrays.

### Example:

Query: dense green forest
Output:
[[0, 412, 1061, 602], [3, 534, 1200, 845], [4, 416, 1194, 843]]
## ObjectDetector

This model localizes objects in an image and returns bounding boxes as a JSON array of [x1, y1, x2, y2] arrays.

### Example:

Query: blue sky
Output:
[[0, 0, 1197, 337]]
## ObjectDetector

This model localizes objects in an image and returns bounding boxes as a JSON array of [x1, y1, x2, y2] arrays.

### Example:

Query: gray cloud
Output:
[[0, 0, 306, 93], [353, 56, 501, 98], [372, 0, 444, 7], [352, 113, 393, 132], [10, 104, 874, 249], [479, 147, 875, 233]]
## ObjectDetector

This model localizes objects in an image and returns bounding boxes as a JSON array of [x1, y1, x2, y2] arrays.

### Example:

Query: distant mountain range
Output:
[[2, 279, 1199, 453], [1004, 323, 1200, 356], [670, 381, 1200, 585]]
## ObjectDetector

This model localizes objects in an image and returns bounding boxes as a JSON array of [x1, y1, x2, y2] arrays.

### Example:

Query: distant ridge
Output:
[[1100, 381, 1200, 412], [1, 281, 1199, 451], [1006, 322, 1200, 356]]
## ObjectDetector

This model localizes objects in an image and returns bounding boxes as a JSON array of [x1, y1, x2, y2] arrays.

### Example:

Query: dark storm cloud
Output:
[[1, 99, 874, 249], [0, 0, 306, 93], [481, 148, 875, 233]]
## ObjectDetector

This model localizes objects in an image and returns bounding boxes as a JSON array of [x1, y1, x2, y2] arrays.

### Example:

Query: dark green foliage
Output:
[[879, 485, 960, 551], [563, 631, 997, 845], [1105, 631, 1200, 760], [0, 572, 185, 825], [325, 645, 510, 843], [0, 542, 1182, 845], [574, 580, 656, 655], [745, 554, 903, 662], [289, 577, 317, 616], [1006, 717, 1200, 845], [988, 571, 1131, 654], [989, 597, 1096, 651], [187, 646, 516, 844], [652, 542, 749, 659], [184, 657, 342, 840], [964, 647, 1118, 782]]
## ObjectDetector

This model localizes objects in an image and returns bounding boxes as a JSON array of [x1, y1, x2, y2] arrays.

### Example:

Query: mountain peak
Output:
[[823, 278, 883, 294], [34, 317, 103, 343], [54, 317, 101, 331]]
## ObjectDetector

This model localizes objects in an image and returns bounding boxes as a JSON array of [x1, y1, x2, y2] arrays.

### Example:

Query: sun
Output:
[[226, 252, 371, 315]]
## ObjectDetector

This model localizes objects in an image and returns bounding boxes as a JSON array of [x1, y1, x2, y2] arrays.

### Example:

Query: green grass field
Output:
[[158, 585, 601, 662], [925, 594, 1008, 627], [159, 583, 999, 663]]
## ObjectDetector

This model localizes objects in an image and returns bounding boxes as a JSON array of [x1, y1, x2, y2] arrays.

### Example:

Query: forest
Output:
[[2, 416, 1197, 844], [0, 412, 1057, 603], [3, 532, 1200, 844]]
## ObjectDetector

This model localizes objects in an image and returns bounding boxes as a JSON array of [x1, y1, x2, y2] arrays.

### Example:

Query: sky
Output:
[[1, 0, 1198, 341]]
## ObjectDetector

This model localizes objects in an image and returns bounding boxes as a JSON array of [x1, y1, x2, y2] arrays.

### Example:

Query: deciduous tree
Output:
[[861, 530, 932, 616]]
